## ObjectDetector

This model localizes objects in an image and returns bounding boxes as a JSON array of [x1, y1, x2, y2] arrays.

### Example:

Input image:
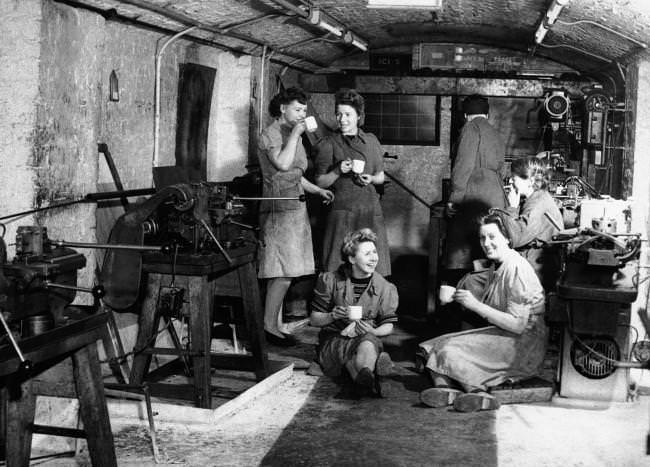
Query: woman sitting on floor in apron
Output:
[[309, 228, 398, 398], [418, 214, 547, 412]]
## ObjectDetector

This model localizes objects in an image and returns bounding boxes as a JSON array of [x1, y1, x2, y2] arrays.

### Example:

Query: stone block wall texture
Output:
[[0, 0, 43, 244], [1, 0, 255, 449]]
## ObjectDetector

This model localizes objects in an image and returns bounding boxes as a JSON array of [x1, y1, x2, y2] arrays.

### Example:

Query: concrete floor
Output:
[[33, 323, 650, 466]]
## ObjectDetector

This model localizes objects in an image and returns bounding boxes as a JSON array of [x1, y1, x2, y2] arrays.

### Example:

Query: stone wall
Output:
[[0, 1, 255, 448]]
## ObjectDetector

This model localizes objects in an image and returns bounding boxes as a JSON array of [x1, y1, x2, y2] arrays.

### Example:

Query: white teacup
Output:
[[304, 116, 318, 133], [351, 159, 365, 174], [348, 305, 363, 320], [439, 285, 456, 305]]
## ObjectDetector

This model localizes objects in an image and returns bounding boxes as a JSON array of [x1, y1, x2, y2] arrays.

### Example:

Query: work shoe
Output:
[[354, 367, 376, 398], [453, 391, 500, 412], [375, 351, 395, 376], [420, 387, 462, 408]]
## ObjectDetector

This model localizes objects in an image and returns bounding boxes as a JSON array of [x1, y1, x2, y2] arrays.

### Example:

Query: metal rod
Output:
[[538, 43, 611, 63], [556, 19, 647, 49], [197, 218, 233, 264], [0, 311, 27, 363], [0, 188, 157, 221], [44, 281, 91, 294], [154, 26, 198, 168], [85, 188, 156, 201], [50, 240, 165, 252], [544, 211, 563, 231], [384, 172, 432, 210], [232, 195, 305, 201], [0, 199, 84, 221]]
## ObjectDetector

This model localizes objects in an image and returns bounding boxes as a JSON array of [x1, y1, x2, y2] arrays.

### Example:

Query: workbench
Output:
[[130, 244, 274, 409], [0, 312, 116, 467]]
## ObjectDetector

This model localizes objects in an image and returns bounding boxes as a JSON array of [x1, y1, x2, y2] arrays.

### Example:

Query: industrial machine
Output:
[[553, 197, 642, 402]]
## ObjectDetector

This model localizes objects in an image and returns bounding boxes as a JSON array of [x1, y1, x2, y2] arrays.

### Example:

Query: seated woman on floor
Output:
[[309, 228, 398, 397], [418, 214, 547, 412]]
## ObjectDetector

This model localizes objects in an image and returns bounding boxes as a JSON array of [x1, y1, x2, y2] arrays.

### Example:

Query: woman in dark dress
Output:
[[314, 88, 391, 277]]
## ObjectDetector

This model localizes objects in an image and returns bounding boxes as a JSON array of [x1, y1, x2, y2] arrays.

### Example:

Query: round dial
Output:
[[585, 92, 609, 112]]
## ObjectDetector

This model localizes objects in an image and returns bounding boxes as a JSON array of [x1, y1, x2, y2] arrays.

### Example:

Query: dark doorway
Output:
[[175, 63, 216, 181]]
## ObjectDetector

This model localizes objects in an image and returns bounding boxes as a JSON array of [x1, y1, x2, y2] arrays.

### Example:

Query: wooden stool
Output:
[[130, 246, 272, 409], [0, 313, 117, 467]]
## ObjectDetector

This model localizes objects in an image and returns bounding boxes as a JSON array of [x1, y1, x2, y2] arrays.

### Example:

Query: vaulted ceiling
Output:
[[61, 0, 650, 81]]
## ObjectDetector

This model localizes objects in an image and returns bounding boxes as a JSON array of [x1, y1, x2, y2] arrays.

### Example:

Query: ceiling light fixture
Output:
[[343, 31, 369, 52], [367, 0, 443, 9], [308, 8, 343, 37], [534, 0, 570, 45]]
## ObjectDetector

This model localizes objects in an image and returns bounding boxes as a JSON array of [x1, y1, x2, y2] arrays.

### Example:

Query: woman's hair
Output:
[[268, 87, 309, 118], [340, 228, 377, 263], [510, 157, 551, 191], [479, 213, 512, 244], [334, 88, 365, 126]]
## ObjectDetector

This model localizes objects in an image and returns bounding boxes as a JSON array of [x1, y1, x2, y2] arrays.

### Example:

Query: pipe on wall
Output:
[[153, 26, 197, 169]]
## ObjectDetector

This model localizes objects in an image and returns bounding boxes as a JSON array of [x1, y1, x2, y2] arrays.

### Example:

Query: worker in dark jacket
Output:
[[445, 94, 508, 276]]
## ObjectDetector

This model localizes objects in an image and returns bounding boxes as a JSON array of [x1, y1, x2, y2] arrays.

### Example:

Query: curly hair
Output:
[[268, 87, 309, 118], [335, 88, 365, 126], [510, 157, 551, 191], [340, 228, 377, 263]]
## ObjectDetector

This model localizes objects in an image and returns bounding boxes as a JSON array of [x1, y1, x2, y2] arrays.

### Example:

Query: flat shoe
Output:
[[375, 351, 395, 376], [453, 392, 500, 412], [264, 331, 297, 347], [354, 367, 376, 398], [420, 387, 462, 408]]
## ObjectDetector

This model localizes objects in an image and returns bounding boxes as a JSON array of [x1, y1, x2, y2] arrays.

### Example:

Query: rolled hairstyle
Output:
[[340, 228, 377, 263], [335, 88, 365, 126], [479, 213, 513, 245], [510, 157, 551, 191], [268, 86, 309, 118]]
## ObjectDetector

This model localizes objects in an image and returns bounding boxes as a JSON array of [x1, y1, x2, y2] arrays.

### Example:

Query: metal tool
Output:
[[0, 310, 32, 373]]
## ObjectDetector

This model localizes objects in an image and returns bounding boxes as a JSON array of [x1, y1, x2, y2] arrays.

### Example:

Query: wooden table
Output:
[[130, 245, 271, 409], [0, 312, 116, 467]]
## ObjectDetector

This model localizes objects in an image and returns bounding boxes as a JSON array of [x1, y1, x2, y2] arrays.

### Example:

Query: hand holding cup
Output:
[[351, 159, 366, 174], [340, 159, 353, 174], [304, 116, 318, 133], [347, 305, 363, 320], [439, 285, 456, 305]]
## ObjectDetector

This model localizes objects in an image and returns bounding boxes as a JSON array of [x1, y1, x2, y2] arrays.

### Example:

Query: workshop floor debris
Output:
[[32, 323, 650, 467]]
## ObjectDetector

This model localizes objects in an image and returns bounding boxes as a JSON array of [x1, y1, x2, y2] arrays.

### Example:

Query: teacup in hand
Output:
[[348, 305, 363, 320], [304, 116, 318, 133], [439, 285, 456, 305], [351, 159, 365, 174]]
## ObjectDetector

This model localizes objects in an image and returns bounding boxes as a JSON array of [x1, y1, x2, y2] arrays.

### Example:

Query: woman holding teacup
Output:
[[257, 87, 334, 346], [314, 88, 391, 277], [310, 229, 398, 397], [418, 214, 546, 412]]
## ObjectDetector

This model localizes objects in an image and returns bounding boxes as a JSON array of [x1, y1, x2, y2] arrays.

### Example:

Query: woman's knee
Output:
[[356, 339, 379, 358]]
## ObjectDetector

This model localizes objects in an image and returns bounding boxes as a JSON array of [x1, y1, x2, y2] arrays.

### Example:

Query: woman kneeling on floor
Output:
[[419, 214, 547, 412], [310, 228, 398, 397]]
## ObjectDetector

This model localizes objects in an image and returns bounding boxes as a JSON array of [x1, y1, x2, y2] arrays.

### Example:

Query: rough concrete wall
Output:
[[36, 1, 102, 290], [0, 0, 43, 244], [207, 52, 252, 182], [100, 23, 180, 189]]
